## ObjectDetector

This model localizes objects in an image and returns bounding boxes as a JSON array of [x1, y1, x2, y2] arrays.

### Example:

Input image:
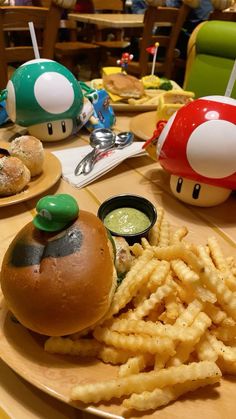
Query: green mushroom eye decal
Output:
[[38, 208, 52, 220]]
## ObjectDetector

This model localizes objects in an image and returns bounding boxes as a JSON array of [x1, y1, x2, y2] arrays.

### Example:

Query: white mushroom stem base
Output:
[[28, 119, 73, 142], [170, 175, 231, 207]]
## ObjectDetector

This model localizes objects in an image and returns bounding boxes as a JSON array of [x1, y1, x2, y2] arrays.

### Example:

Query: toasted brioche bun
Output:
[[103, 73, 144, 99], [10, 135, 44, 177], [0, 211, 116, 336], [0, 156, 30, 196]]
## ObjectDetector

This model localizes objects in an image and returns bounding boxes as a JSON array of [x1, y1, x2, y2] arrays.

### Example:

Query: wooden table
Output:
[[0, 112, 236, 418], [67, 13, 144, 28]]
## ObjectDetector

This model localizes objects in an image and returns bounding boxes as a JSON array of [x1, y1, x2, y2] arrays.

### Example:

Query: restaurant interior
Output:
[[0, 0, 236, 418]]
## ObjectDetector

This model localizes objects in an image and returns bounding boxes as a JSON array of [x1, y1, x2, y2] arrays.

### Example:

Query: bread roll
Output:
[[0, 156, 30, 196], [103, 73, 144, 99], [10, 135, 44, 177], [0, 210, 117, 336]]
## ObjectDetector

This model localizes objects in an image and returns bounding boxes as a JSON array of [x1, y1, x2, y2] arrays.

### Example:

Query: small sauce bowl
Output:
[[97, 194, 157, 244]]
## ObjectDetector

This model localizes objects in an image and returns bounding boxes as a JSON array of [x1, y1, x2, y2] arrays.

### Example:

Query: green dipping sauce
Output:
[[104, 207, 151, 235]]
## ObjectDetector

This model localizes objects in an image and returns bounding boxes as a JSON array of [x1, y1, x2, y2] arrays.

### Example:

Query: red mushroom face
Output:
[[157, 96, 236, 206]]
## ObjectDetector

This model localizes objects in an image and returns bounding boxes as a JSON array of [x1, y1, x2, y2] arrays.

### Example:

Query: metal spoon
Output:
[[74, 128, 116, 176], [83, 131, 134, 175]]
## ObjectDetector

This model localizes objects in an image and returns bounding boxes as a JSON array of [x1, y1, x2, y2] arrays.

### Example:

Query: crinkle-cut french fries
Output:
[[44, 208, 236, 413], [123, 376, 220, 410], [70, 361, 221, 403]]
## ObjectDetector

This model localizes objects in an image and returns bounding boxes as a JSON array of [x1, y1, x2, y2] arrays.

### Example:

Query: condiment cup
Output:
[[97, 194, 157, 245]]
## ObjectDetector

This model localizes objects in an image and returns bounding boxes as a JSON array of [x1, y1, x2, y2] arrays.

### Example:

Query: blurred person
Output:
[[73, 0, 94, 12], [129, 0, 147, 13], [130, 0, 223, 59]]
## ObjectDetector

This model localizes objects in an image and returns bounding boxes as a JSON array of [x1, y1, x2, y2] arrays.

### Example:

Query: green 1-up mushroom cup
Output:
[[3, 59, 85, 142]]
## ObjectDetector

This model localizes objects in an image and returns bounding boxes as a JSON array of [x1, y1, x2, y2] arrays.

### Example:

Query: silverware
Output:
[[83, 131, 134, 175], [74, 129, 134, 176], [74, 128, 116, 176]]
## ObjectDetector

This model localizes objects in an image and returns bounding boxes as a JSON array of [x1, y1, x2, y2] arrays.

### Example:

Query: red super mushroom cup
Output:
[[156, 96, 236, 207]]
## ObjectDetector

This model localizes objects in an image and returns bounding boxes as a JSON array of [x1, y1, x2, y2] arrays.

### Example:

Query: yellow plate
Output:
[[0, 150, 61, 207], [130, 111, 157, 140]]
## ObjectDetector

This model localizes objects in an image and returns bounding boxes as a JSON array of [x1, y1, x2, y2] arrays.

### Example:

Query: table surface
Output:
[[68, 13, 144, 28], [0, 113, 236, 418]]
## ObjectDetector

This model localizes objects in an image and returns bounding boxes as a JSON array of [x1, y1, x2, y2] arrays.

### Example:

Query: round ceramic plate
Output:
[[0, 151, 61, 207], [130, 111, 157, 140], [90, 79, 182, 113], [0, 291, 235, 419]]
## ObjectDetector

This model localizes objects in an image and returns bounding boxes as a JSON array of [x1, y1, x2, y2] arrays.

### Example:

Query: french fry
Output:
[[167, 312, 212, 366], [206, 333, 236, 363], [174, 299, 204, 327], [44, 337, 101, 357], [93, 326, 175, 355], [204, 302, 228, 325], [123, 377, 220, 410], [197, 245, 216, 270], [208, 237, 236, 291], [194, 285, 217, 304], [201, 267, 236, 320], [159, 219, 170, 248], [154, 352, 171, 370], [164, 294, 183, 321], [153, 244, 204, 274], [129, 242, 143, 257], [107, 249, 156, 317], [171, 259, 200, 284], [141, 237, 152, 249], [118, 354, 154, 377], [170, 226, 188, 245], [172, 279, 194, 303], [71, 361, 221, 403], [97, 346, 134, 365], [148, 207, 164, 246], [109, 318, 204, 343], [129, 280, 174, 320], [147, 260, 170, 293], [196, 335, 218, 362]]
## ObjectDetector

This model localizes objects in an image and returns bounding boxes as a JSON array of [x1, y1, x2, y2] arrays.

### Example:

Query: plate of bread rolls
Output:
[[0, 136, 61, 207]]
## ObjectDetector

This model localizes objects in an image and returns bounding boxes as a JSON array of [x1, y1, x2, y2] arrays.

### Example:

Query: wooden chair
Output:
[[91, 0, 130, 61], [33, 0, 101, 78], [209, 9, 236, 21], [104, 4, 191, 79], [0, 3, 63, 89]]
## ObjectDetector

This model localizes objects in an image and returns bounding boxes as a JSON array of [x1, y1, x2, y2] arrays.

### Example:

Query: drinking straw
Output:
[[225, 59, 236, 97], [28, 21, 40, 59], [151, 42, 159, 76]]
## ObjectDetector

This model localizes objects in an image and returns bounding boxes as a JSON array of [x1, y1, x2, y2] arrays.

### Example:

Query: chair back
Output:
[[183, 20, 236, 98], [0, 3, 62, 89], [209, 9, 236, 21], [127, 4, 191, 79], [92, 0, 124, 12]]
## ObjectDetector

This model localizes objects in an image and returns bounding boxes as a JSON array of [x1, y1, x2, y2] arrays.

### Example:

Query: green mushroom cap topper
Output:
[[33, 194, 79, 232]]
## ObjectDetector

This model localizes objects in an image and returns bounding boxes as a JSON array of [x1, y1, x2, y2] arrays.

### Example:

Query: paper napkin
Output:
[[53, 142, 146, 189]]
